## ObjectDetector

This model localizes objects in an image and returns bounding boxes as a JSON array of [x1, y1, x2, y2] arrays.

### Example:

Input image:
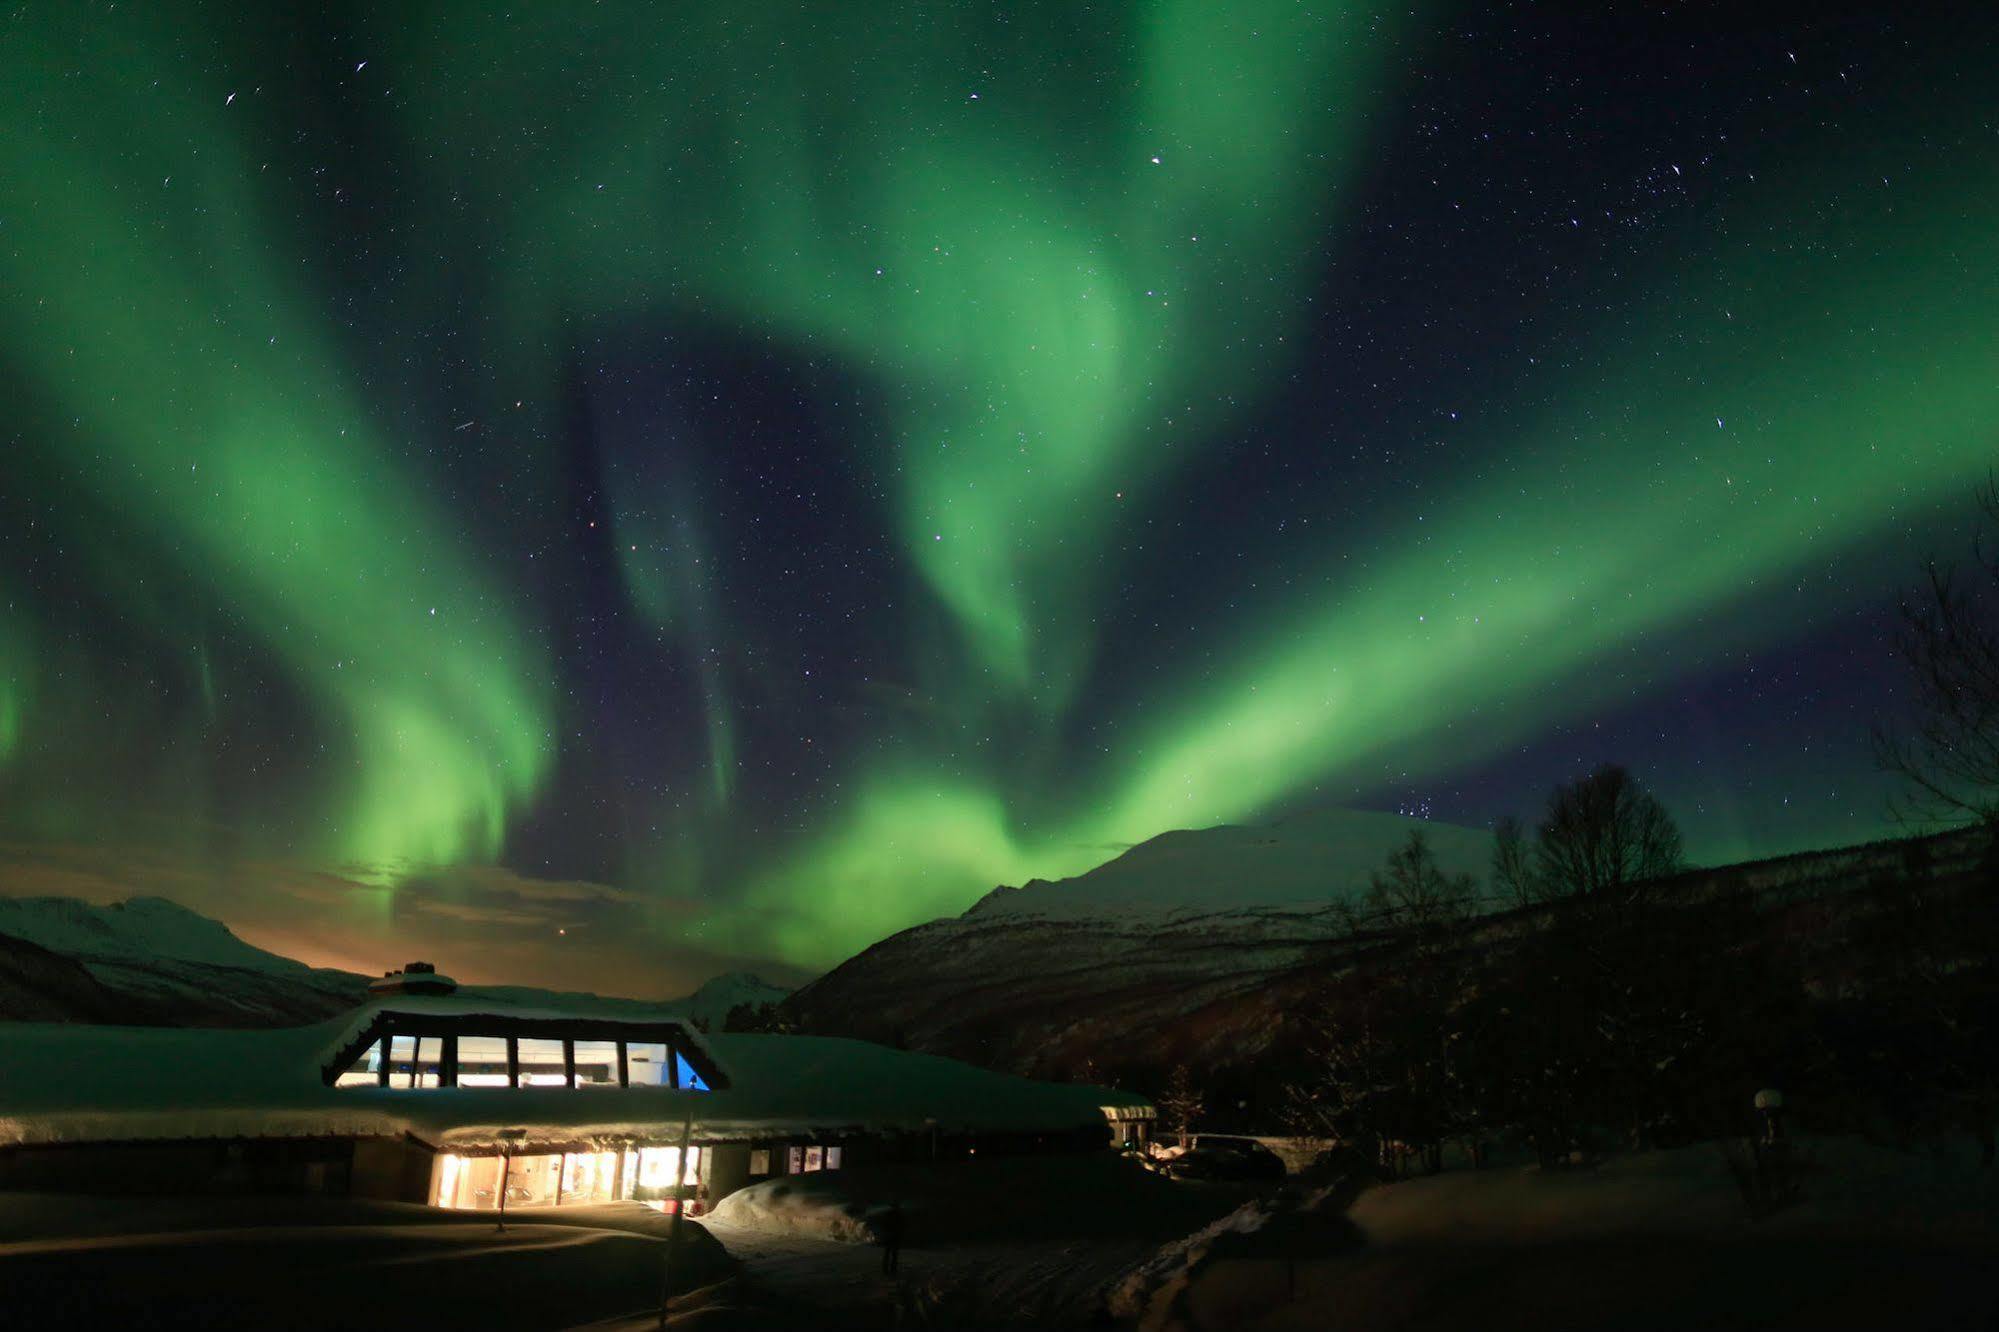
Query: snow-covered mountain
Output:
[[455, 971, 791, 1029], [675, 970, 792, 1026], [791, 809, 1497, 1076], [791, 817, 1992, 1084], [0, 895, 310, 973], [971, 808, 1491, 917], [0, 893, 793, 1028], [0, 894, 365, 1025]]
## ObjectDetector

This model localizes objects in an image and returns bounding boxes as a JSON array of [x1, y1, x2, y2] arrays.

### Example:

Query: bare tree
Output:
[[1492, 815, 1537, 907], [1535, 764, 1683, 905], [1364, 830, 1476, 932], [1875, 474, 1999, 831], [1159, 1064, 1205, 1149]]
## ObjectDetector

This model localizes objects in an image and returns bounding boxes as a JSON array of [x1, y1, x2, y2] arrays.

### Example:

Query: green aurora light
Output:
[[1, 4, 1994, 971]]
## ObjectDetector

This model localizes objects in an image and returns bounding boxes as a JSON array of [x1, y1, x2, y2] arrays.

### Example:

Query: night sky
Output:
[[2, 3, 1996, 994]]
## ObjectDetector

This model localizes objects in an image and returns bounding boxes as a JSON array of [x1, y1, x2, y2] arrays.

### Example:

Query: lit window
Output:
[[636, 1145, 700, 1194], [573, 1040, 619, 1087], [674, 1052, 710, 1091], [626, 1042, 669, 1086], [517, 1038, 566, 1087], [749, 1149, 771, 1175], [560, 1150, 619, 1202], [335, 1039, 382, 1087], [414, 1036, 443, 1088], [825, 1145, 843, 1170], [457, 1034, 511, 1087]]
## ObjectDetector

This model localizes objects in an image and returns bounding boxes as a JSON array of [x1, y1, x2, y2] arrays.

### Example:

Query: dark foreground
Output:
[[3, 1141, 1996, 1330]]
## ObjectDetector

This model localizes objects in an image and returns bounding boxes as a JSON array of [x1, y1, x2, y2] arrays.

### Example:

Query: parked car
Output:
[[1164, 1138, 1286, 1182]]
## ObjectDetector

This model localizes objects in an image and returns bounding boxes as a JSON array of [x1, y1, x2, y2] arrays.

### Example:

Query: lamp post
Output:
[[495, 1128, 527, 1233], [657, 1102, 696, 1330]]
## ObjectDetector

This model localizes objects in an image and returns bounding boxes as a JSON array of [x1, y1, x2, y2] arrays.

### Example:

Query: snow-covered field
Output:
[[0, 1194, 732, 1330], [5, 1138, 1993, 1329], [1113, 1136, 1999, 1332]]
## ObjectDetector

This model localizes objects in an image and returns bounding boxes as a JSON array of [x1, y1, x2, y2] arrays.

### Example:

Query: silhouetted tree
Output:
[[1875, 473, 1999, 835], [723, 1001, 796, 1034], [1535, 764, 1684, 905], [1491, 815, 1537, 907], [1364, 830, 1477, 933], [1160, 1064, 1205, 1149]]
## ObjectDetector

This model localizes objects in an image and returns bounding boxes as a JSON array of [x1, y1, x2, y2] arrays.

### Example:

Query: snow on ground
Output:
[[1115, 1136, 1999, 1332], [0, 1193, 731, 1330], [5, 1139, 1991, 1329], [587, 1159, 1251, 1332], [709, 1153, 1250, 1248]]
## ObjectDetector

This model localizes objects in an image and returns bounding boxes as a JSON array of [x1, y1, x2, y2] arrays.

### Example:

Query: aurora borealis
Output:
[[3, 4, 1996, 991]]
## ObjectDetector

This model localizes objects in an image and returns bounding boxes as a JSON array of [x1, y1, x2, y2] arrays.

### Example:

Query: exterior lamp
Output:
[[495, 1128, 528, 1233]]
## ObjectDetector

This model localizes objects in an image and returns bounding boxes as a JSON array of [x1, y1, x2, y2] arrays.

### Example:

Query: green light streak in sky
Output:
[[0, 14, 554, 873], [731, 120, 1999, 967], [5, 5, 1995, 977], [402, 1, 1401, 702], [0, 610, 25, 763], [1097, 150, 1999, 842], [612, 500, 735, 810]]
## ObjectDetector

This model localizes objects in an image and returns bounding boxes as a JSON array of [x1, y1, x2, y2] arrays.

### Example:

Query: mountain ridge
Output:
[[0, 894, 791, 1028]]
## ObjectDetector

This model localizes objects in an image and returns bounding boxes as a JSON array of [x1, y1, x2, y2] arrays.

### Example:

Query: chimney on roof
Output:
[[368, 961, 458, 997]]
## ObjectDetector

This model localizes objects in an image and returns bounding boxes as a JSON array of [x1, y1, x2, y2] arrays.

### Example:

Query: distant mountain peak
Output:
[[966, 807, 1491, 918], [0, 894, 307, 974]]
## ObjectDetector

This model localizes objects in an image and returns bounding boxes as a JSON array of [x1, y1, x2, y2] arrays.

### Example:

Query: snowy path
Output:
[[577, 1218, 1160, 1329]]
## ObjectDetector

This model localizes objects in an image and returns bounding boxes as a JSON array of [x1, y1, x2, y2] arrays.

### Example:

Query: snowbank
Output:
[[710, 1154, 1250, 1247]]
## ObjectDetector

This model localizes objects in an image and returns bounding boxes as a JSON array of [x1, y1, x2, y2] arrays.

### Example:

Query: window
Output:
[[505, 1151, 562, 1206], [804, 1146, 823, 1172], [635, 1145, 700, 1199], [335, 1039, 382, 1087], [334, 1023, 716, 1091], [436, 1153, 505, 1208], [560, 1150, 620, 1203], [385, 1034, 442, 1088], [517, 1038, 566, 1088], [749, 1149, 771, 1176], [825, 1145, 843, 1171], [625, 1041, 669, 1086], [573, 1040, 620, 1087], [786, 1146, 803, 1174], [456, 1034, 511, 1087]]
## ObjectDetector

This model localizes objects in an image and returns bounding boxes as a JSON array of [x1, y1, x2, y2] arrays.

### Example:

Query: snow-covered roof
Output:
[[0, 1010, 1149, 1152]]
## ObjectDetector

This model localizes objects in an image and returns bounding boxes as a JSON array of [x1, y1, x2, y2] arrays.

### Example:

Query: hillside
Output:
[[0, 895, 789, 1028], [789, 810, 1491, 1075], [0, 895, 367, 1026], [787, 820, 1998, 1087], [970, 809, 1490, 917]]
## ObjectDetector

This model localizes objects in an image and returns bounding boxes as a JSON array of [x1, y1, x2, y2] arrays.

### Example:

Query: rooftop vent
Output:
[[368, 961, 458, 997]]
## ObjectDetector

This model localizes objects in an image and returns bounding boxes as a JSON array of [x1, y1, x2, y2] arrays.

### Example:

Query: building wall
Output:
[[0, 1138, 355, 1196], [704, 1142, 751, 1202], [350, 1136, 436, 1203]]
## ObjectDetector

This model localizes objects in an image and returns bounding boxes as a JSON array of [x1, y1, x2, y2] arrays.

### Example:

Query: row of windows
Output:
[[335, 1033, 710, 1091]]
